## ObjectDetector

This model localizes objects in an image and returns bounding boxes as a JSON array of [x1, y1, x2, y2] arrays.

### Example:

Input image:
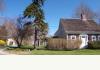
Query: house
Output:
[[7, 38, 18, 47], [0, 36, 18, 47], [7, 36, 34, 47], [55, 14, 100, 49]]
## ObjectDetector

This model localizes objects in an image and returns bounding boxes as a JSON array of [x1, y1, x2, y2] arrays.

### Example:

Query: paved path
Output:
[[0, 48, 9, 55], [0, 48, 15, 55]]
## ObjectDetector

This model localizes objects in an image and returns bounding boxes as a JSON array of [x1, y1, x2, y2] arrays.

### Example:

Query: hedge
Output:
[[88, 41, 100, 49], [47, 38, 81, 50]]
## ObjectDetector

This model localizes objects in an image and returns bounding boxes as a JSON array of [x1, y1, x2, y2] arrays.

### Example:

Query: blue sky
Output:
[[1, 0, 100, 36]]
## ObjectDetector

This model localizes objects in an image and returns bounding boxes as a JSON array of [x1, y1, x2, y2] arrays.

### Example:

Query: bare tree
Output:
[[0, 24, 7, 40], [15, 17, 34, 47], [3, 19, 17, 37], [0, 0, 5, 15], [3, 17, 34, 48], [95, 11, 100, 25], [74, 3, 96, 19]]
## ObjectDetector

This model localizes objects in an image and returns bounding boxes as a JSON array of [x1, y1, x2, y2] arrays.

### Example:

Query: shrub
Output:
[[88, 41, 100, 49], [47, 38, 81, 50], [0, 40, 6, 46]]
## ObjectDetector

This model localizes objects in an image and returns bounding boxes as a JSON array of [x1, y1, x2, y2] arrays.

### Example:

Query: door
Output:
[[79, 35, 88, 49]]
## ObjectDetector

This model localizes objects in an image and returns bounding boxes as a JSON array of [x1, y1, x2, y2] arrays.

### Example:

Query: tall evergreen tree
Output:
[[24, 0, 47, 49]]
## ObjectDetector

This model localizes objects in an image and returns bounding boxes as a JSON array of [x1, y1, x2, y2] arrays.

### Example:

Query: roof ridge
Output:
[[60, 18, 94, 21]]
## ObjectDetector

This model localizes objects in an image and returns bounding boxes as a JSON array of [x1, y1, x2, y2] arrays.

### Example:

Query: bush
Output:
[[0, 40, 6, 46], [20, 45, 34, 50], [47, 38, 81, 50], [88, 41, 100, 49]]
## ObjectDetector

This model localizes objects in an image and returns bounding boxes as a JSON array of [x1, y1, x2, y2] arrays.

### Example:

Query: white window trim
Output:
[[98, 35, 100, 41], [70, 35, 76, 40], [79, 35, 88, 41], [92, 35, 96, 41], [66, 35, 68, 40]]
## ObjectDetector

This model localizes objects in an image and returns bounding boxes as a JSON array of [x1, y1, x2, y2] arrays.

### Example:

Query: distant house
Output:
[[55, 14, 100, 49], [7, 38, 18, 47]]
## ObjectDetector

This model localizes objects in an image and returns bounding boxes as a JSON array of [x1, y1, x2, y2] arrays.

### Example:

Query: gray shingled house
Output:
[[55, 15, 100, 49]]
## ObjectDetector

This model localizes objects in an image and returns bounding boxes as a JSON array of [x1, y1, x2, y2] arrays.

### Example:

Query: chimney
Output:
[[81, 13, 87, 21]]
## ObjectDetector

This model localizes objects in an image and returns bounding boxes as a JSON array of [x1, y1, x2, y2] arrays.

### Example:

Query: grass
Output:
[[30, 49, 100, 55], [4, 46, 100, 55]]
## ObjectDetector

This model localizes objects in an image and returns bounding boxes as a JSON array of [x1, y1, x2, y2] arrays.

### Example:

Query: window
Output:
[[98, 36, 100, 41], [9, 41, 13, 45], [70, 35, 76, 40], [81, 36, 86, 38], [92, 36, 96, 41]]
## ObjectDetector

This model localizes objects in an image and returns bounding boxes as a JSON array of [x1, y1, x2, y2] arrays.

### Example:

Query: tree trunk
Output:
[[16, 36, 24, 48], [16, 40, 21, 48], [34, 27, 37, 49]]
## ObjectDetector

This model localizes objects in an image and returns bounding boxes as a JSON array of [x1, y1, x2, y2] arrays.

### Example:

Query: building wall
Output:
[[66, 34, 79, 40], [88, 34, 100, 41], [66, 34, 100, 41]]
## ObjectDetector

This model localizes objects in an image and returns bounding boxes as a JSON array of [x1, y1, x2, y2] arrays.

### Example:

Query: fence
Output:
[[47, 38, 81, 50]]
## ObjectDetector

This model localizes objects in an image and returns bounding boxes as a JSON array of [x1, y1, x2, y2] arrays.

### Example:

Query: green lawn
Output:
[[5, 46, 100, 55], [31, 49, 100, 55]]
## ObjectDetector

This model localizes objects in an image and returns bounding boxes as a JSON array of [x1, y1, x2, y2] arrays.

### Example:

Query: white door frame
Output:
[[79, 34, 88, 49], [79, 34, 88, 42]]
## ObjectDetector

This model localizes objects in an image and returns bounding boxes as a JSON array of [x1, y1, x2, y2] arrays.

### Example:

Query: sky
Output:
[[1, 0, 100, 36]]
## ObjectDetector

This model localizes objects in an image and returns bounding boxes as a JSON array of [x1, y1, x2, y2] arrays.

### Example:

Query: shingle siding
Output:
[[55, 20, 66, 38]]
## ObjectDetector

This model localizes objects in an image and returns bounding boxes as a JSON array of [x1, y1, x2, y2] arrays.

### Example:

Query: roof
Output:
[[60, 19, 100, 34]]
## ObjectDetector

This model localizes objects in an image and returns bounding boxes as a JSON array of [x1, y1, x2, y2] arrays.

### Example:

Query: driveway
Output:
[[0, 48, 15, 55], [0, 48, 9, 55]]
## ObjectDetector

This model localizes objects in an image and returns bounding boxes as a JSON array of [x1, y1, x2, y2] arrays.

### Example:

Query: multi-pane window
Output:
[[70, 35, 76, 40], [92, 36, 96, 41], [98, 36, 100, 41]]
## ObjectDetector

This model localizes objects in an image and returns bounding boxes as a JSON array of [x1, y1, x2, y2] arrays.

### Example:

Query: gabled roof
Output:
[[60, 19, 100, 34]]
